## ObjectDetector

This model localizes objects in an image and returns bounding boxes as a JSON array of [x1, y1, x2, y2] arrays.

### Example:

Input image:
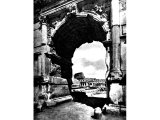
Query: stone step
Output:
[[46, 95, 73, 106]]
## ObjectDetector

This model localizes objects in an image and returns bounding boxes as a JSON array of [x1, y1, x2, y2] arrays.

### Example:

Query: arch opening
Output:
[[72, 41, 107, 79], [72, 41, 108, 97], [48, 12, 110, 92]]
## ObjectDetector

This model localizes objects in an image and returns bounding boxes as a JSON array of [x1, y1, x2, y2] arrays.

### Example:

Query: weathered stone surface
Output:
[[34, 86, 42, 102], [50, 77, 68, 84], [46, 99, 56, 106], [102, 104, 126, 116], [93, 107, 102, 119], [46, 95, 73, 107], [50, 85, 70, 98], [34, 22, 42, 47], [109, 84, 123, 104], [120, 40, 126, 73], [34, 101, 126, 120], [34, 77, 70, 104]]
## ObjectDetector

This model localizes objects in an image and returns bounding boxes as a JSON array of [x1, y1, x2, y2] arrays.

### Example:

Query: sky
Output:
[[72, 41, 107, 79]]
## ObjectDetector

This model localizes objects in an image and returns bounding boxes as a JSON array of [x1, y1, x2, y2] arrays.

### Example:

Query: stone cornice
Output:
[[40, 0, 84, 17]]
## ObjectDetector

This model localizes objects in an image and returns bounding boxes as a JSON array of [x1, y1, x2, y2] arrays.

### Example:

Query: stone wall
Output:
[[34, 77, 70, 103], [34, 22, 42, 47]]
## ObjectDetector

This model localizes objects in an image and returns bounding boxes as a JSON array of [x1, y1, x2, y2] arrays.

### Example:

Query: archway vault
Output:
[[34, 0, 126, 107], [45, 12, 110, 91]]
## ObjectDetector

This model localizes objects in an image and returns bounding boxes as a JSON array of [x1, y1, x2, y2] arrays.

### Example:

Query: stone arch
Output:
[[48, 12, 110, 92]]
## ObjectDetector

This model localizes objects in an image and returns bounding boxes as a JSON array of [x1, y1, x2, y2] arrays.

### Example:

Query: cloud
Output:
[[83, 65, 96, 76], [82, 58, 106, 70], [77, 42, 105, 51], [73, 41, 106, 62], [72, 41, 107, 79]]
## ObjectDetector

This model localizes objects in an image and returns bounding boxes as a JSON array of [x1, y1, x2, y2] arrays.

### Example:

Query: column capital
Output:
[[109, 69, 122, 81], [39, 15, 48, 24]]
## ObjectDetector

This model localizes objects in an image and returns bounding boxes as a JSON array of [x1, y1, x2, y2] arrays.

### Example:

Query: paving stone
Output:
[[34, 101, 126, 120]]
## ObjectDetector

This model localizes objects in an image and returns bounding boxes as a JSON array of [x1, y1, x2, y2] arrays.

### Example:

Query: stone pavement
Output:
[[34, 101, 126, 120]]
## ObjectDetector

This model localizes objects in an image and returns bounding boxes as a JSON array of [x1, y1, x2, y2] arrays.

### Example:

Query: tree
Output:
[[74, 72, 85, 80]]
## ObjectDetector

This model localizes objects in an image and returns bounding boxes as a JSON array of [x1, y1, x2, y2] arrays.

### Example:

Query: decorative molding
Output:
[[121, 24, 126, 35], [120, 0, 126, 11], [34, 45, 50, 53], [40, 0, 84, 17], [39, 15, 48, 23]]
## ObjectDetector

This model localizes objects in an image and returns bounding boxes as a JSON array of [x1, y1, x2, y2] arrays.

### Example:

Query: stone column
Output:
[[40, 16, 49, 77], [110, 0, 122, 80], [41, 19, 48, 44], [38, 55, 42, 76]]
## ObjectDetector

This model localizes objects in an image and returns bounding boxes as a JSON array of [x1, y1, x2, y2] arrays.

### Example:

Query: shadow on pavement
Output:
[[71, 92, 113, 109]]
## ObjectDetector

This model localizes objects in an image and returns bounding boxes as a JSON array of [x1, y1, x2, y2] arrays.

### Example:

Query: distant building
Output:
[[79, 78, 106, 88], [72, 78, 80, 88]]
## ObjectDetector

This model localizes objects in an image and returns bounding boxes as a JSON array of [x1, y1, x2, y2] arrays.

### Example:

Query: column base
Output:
[[109, 70, 122, 81]]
